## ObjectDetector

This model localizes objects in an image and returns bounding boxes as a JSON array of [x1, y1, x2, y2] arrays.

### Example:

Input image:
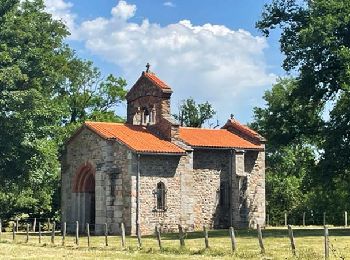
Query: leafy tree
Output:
[[174, 98, 216, 127], [251, 78, 318, 224], [57, 54, 127, 146], [256, 0, 350, 221], [0, 0, 70, 219], [257, 0, 350, 104], [252, 78, 323, 149], [0, 0, 127, 221]]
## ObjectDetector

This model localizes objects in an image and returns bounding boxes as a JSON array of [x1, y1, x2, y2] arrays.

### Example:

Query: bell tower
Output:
[[126, 65, 179, 140]]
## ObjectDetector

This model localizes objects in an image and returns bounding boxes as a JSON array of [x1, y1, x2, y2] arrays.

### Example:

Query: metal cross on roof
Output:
[[146, 63, 150, 73]]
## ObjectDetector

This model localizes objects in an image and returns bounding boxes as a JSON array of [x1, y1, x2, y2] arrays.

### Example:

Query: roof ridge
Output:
[[85, 121, 125, 125], [179, 126, 226, 130]]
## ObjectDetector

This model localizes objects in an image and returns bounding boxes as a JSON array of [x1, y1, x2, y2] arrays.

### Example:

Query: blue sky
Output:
[[45, 0, 285, 125]]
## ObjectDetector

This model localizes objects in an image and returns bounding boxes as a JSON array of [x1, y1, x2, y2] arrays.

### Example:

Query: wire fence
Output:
[[0, 218, 347, 259], [266, 210, 349, 227]]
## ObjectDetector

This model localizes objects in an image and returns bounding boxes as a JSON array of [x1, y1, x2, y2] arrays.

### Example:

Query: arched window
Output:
[[143, 107, 150, 124], [155, 182, 167, 211]]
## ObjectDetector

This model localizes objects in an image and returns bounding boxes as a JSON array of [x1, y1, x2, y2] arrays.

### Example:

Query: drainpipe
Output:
[[229, 149, 233, 227], [136, 153, 141, 235]]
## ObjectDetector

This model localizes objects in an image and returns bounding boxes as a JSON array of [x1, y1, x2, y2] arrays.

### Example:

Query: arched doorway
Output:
[[72, 163, 95, 228]]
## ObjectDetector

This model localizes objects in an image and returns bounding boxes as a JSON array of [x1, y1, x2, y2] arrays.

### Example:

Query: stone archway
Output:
[[72, 162, 95, 228]]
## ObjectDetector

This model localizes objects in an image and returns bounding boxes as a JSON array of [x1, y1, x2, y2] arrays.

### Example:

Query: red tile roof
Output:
[[224, 119, 263, 141], [144, 72, 171, 90], [85, 122, 185, 154], [179, 127, 262, 150]]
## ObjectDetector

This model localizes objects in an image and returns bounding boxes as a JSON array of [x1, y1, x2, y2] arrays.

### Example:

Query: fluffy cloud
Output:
[[163, 2, 175, 8], [111, 0, 136, 20], [45, 0, 276, 124]]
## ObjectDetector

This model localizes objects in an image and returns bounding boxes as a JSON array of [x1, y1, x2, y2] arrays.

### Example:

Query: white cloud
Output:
[[163, 1, 175, 8], [45, 0, 276, 124], [111, 0, 137, 20]]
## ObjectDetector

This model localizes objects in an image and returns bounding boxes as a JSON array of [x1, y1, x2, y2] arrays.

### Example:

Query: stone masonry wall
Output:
[[231, 149, 265, 228], [134, 153, 194, 235], [192, 150, 230, 229], [245, 149, 265, 227]]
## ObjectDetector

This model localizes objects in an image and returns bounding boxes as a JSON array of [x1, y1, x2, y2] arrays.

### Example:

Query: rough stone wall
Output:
[[192, 150, 230, 229], [61, 127, 132, 234], [231, 149, 265, 228], [133, 153, 194, 235], [245, 149, 265, 227]]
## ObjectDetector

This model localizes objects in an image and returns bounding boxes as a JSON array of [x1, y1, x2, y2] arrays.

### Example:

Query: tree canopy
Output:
[[254, 0, 350, 223], [174, 98, 216, 128], [0, 0, 127, 220]]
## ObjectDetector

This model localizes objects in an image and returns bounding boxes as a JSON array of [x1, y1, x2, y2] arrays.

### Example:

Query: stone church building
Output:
[[61, 69, 266, 235]]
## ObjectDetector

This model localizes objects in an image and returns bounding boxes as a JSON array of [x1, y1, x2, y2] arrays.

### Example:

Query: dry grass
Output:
[[0, 227, 349, 259]]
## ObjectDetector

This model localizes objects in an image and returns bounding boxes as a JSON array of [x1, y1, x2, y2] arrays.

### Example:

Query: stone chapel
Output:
[[61, 69, 266, 235]]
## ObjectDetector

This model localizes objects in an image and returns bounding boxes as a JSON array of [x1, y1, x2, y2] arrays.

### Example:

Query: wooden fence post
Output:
[[229, 227, 237, 252], [33, 218, 36, 232], [47, 218, 51, 231], [38, 222, 41, 244], [16, 218, 19, 232], [178, 224, 185, 247], [26, 223, 29, 243], [324, 226, 329, 259], [257, 224, 265, 254], [121, 223, 126, 248], [137, 224, 142, 249], [0, 219, 2, 241], [284, 213, 288, 226], [51, 222, 55, 244], [288, 225, 296, 256], [75, 221, 79, 246], [62, 222, 66, 246], [86, 223, 90, 247], [104, 223, 108, 246], [155, 226, 162, 250], [345, 211, 348, 227], [303, 212, 306, 227], [203, 225, 209, 249], [323, 212, 326, 226], [266, 214, 269, 227], [12, 223, 16, 241]]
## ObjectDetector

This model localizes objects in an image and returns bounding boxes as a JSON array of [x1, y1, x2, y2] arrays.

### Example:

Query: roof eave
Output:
[[137, 151, 186, 156], [190, 146, 264, 151]]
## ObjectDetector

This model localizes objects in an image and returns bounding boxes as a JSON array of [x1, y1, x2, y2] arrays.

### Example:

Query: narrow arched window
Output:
[[156, 182, 167, 211], [143, 108, 150, 124]]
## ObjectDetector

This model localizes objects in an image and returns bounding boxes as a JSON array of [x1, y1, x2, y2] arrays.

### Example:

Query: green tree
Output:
[[0, 0, 70, 219], [174, 98, 216, 127], [57, 54, 127, 146], [0, 0, 128, 221], [251, 79, 318, 224], [256, 0, 350, 221]]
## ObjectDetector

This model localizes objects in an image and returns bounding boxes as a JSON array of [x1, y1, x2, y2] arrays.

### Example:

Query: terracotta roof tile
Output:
[[179, 127, 262, 150], [85, 122, 185, 154], [227, 119, 262, 138], [144, 72, 171, 90]]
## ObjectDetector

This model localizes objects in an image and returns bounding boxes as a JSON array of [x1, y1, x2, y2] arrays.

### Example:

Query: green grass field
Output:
[[0, 227, 349, 259]]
